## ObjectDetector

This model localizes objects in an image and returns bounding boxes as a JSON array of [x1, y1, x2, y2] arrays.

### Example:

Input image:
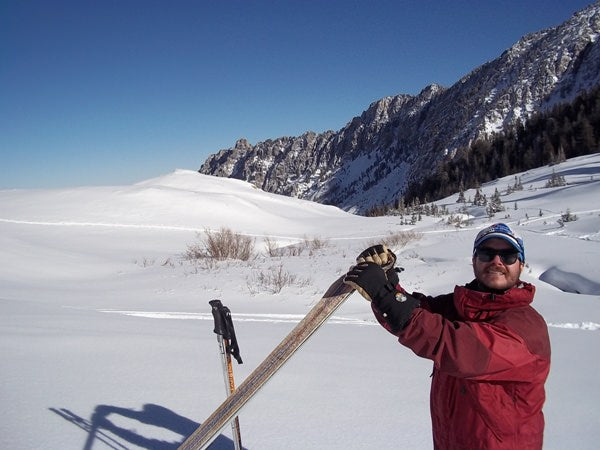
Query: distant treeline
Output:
[[369, 85, 600, 216]]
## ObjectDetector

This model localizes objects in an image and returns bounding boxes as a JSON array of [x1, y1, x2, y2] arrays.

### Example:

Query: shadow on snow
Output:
[[50, 403, 243, 450]]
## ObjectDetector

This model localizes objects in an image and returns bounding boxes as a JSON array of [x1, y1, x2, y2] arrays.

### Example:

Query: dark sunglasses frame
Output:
[[475, 247, 520, 265]]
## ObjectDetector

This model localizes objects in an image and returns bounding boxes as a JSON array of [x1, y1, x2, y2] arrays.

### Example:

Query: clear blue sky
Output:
[[1, 0, 595, 189]]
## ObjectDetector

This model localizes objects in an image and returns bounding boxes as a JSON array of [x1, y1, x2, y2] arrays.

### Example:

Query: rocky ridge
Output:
[[200, 2, 600, 213]]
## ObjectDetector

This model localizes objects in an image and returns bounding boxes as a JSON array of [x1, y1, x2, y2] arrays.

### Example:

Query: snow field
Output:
[[1, 154, 599, 449]]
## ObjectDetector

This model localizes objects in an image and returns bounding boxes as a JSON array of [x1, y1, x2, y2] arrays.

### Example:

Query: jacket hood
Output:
[[453, 280, 535, 321]]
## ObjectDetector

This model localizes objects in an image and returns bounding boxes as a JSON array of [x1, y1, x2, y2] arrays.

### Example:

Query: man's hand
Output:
[[353, 244, 404, 288], [356, 244, 397, 271], [344, 255, 420, 333], [344, 262, 395, 303]]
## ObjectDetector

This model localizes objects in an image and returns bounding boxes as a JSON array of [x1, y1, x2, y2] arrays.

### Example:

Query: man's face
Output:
[[472, 238, 524, 291]]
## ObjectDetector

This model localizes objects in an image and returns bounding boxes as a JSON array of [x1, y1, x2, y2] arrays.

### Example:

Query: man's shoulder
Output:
[[501, 303, 546, 325], [499, 305, 551, 357]]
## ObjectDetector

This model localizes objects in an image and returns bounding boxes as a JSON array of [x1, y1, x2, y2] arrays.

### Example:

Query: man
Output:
[[345, 223, 551, 450]]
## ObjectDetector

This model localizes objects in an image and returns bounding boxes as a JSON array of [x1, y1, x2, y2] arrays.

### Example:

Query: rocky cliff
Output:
[[200, 2, 600, 213]]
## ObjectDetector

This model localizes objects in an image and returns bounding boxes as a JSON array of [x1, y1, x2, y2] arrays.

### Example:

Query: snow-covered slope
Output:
[[1, 155, 599, 449], [0, 169, 367, 236]]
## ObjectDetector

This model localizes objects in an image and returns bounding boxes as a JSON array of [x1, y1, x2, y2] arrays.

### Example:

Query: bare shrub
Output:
[[303, 235, 329, 255], [161, 258, 175, 268], [184, 228, 254, 262], [183, 240, 204, 260], [368, 230, 422, 250], [263, 236, 279, 257], [266, 243, 304, 257], [283, 245, 304, 257], [133, 257, 156, 267], [263, 235, 329, 258], [247, 264, 310, 294]]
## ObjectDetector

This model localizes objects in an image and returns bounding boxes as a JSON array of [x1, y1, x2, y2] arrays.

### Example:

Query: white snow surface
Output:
[[1, 155, 600, 449]]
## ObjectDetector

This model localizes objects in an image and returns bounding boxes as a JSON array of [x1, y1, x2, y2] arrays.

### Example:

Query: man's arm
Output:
[[398, 307, 550, 382]]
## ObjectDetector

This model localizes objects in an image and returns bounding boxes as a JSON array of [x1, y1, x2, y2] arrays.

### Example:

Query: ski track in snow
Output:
[[97, 309, 600, 330], [0, 218, 375, 241], [97, 309, 378, 326], [0, 218, 204, 232], [545, 321, 600, 331]]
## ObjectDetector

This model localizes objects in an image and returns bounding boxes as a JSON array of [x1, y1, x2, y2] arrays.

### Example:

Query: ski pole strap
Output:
[[209, 300, 243, 364], [222, 306, 243, 364]]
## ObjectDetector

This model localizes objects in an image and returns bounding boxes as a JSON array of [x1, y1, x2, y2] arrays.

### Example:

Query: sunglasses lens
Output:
[[476, 249, 519, 265], [476, 251, 494, 262]]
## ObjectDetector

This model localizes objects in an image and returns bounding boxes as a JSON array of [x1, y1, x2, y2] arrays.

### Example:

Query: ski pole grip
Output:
[[209, 300, 227, 337]]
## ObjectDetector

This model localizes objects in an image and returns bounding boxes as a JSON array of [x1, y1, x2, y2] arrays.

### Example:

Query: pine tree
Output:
[[489, 188, 504, 213], [546, 169, 566, 187], [473, 187, 487, 206], [513, 176, 523, 191]]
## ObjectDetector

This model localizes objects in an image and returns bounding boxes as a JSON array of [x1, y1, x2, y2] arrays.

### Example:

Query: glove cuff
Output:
[[372, 289, 420, 333]]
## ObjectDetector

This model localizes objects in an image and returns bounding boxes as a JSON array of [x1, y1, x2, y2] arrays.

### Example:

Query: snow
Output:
[[1, 154, 600, 449]]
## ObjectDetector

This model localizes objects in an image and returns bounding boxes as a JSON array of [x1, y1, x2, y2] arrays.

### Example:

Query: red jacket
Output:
[[373, 281, 551, 450]]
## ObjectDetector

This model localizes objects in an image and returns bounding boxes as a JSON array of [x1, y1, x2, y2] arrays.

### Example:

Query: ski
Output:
[[179, 275, 355, 450]]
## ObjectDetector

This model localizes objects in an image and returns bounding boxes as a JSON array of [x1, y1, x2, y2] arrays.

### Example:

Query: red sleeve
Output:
[[397, 307, 550, 382], [412, 292, 455, 316]]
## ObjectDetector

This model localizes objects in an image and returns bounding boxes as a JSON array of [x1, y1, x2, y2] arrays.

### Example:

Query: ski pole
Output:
[[209, 300, 243, 450]]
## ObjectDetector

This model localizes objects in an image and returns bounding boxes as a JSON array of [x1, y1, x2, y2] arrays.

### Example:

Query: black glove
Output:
[[344, 262, 395, 302], [386, 267, 404, 288], [372, 288, 420, 333], [344, 262, 419, 332]]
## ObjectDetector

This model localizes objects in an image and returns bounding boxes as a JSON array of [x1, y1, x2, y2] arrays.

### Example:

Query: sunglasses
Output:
[[475, 248, 520, 265]]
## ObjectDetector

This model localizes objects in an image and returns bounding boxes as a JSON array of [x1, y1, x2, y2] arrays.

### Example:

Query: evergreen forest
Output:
[[370, 85, 600, 216]]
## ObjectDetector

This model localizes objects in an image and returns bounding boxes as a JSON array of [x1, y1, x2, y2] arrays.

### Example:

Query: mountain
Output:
[[199, 2, 600, 214]]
